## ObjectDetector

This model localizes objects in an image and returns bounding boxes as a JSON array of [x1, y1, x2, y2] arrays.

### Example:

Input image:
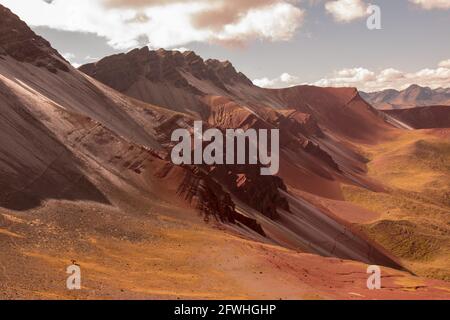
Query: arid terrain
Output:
[[0, 4, 449, 300]]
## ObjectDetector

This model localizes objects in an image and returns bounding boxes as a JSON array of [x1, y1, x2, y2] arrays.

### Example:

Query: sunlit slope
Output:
[[343, 129, 450, 280]]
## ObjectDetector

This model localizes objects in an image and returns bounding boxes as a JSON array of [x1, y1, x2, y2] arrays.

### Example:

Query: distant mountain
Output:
[[361, 85, 450, 110]]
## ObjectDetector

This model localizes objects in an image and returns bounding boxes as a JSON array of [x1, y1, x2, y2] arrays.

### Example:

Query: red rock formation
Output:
[[204, 164, 289, 220], [155, 162, 266, 235]]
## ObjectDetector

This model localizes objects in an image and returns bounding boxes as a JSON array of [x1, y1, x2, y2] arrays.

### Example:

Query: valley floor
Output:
[[1, 198, 449, 300]]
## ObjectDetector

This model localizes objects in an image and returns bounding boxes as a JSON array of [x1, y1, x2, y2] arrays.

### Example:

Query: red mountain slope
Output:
[[1, 4, 449, 299]]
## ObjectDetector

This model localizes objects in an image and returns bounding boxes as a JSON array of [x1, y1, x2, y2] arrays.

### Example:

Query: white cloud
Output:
[[409, 0, 450, 10], [253, 72, 301, 88], [311, 67, 377, 88], [0, 0, 304, 49], [170, 47, 190, 53], [85, 55, 100, 61], [62, 52, 75, 61], [254, 59, 450, 91], [62, 52, 81, 68], [325, 0, 369, 22], [438, 59, 450, 68], [214, 3, 304, 45]]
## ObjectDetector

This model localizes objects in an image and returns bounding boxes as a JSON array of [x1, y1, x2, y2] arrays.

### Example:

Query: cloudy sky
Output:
[[1, 0, 449, 91]]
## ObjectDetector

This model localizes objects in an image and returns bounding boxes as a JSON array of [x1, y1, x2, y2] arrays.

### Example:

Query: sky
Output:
[[1, 0, 449, 92]]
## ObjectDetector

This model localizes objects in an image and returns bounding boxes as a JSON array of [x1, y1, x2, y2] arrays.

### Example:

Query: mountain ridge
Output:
[[361, 84, 450, 110], [0, 5, 69, 73]]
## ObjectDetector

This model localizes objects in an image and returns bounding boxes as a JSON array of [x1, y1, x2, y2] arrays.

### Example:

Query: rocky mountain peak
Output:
[[0, 4, 69, 73], [79, 46, 253, 94]]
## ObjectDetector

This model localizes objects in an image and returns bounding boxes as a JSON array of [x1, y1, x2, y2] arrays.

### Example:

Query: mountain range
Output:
[[0, 4, 449, 300], [361, 85, 450, 110]]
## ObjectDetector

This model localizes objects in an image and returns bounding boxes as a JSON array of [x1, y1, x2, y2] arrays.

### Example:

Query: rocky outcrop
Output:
[[204, 59, 253, 86], [301, 140, 341, 172], [277, 110, 324, 138], [156, 162, 266, 236], [205, 164, 289, 220], [0, 5, 69, 73]]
